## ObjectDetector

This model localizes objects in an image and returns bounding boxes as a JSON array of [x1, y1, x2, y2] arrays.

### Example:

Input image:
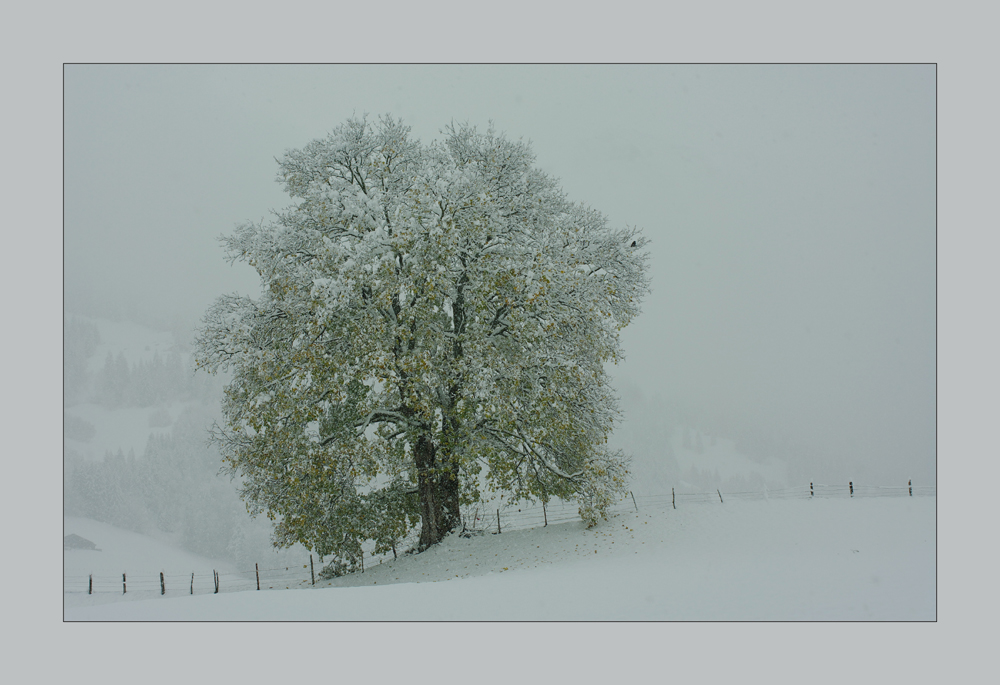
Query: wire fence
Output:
[[66, 480, 934, 598], [65, 561, 325, 598], [474, 481, 935, 535]]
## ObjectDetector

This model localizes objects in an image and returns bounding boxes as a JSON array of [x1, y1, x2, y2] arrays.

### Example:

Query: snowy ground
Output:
[[65, 495, 934, 621]]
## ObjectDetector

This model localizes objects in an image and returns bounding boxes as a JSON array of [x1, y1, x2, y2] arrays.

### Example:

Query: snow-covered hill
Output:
[[65, 494, 935, 621], [62, 315, 934, 621], [64, 314, 213, 461]]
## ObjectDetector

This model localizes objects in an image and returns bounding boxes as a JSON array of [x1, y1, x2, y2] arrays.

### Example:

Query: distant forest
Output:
[[64, 316, 220, 407], [64, 316, 286, 569], [65, 404, 279, 569]]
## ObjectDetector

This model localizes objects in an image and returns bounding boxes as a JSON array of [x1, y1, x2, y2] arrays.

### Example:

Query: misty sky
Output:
[[64, 64, 936, 483]]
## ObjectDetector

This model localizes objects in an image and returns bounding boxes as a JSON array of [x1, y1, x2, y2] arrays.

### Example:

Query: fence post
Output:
[[123, 572, 126, 595], [191, 573, 194, 595], [310, 555, 315, 585], [909, 479, 912, 497], [214, 570, 219, 594], [810, 482, 814, 497], [160, 571, 165, 595], [392, 542, 397, 559], [849, 481, 853, 497], [672, 488, 676, 510], [631, 491, 638, 512], [497, 509, 501, 534], [256, 563, 260, 590], [361, 551, 364, 574], [717, 489, 724, 503], [89, 574, 92, 595]]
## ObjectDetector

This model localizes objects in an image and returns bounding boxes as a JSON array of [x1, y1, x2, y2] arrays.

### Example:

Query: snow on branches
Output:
[[195, 115, 649, 565]]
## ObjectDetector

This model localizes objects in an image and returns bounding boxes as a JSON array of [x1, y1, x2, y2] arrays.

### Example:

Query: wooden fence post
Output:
[[391, 542, 397, 559], [256, 563, 260, 590], [672, 488, 676, 510], [214, 570, 219, 594], [310, 555, 315, 585], [631, 491, 638, 512], [122, 572, 126, 595], [361, 551, 364, 574], [717, 489, 724, 503], [191, 573, 194, 595], [497, 509, 501, 534], [160, 571, 165, 595], [89, 574, 92, 595]]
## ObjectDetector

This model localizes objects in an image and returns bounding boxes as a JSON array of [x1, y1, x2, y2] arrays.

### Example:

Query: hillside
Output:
[[64, 314, 218, 463], [65, 494, 935, 621], [62, 314, 934, 621]]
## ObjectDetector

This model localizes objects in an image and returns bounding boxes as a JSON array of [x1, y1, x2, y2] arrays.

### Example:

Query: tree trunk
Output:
[[415, 434, 461, 551], [415, 435, 439, 550], [439, 455, 461, 534]]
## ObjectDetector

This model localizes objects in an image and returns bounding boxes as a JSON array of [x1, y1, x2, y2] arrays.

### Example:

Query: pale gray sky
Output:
[[64, 64, 936, 484]]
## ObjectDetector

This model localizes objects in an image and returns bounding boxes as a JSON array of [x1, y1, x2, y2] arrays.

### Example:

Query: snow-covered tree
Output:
[[196, 116, 649, 567]]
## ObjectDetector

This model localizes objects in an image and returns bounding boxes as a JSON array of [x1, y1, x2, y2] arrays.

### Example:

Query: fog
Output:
[[64, 64, 935, 498]]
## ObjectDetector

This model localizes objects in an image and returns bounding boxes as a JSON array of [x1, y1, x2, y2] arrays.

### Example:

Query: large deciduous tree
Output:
[[196, 116, 649, 571]]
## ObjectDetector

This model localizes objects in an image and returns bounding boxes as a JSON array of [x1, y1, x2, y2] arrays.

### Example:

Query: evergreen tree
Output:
[[113, 352, 130, 407], [97, 352, 116, 406], [64, 315, 101, 402]]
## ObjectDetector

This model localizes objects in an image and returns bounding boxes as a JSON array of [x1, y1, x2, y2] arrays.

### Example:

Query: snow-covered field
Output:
[[65, 495, 934, 621]]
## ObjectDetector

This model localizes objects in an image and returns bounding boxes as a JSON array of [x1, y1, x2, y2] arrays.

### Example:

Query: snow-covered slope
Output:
[[64, 314, 212, 461], [65, 495, 935, 621], [64, 516, 243, 598]]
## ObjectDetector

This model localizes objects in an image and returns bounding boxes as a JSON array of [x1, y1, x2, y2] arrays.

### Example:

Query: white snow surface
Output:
[[64, 516, 242, 586], [65, 496, 934, 621]]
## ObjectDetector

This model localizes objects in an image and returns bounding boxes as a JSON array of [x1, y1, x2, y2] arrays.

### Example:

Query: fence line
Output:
[[66, 565, 325, 596], [477, 481, 934, 534], [66, 481, 933, 597]]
